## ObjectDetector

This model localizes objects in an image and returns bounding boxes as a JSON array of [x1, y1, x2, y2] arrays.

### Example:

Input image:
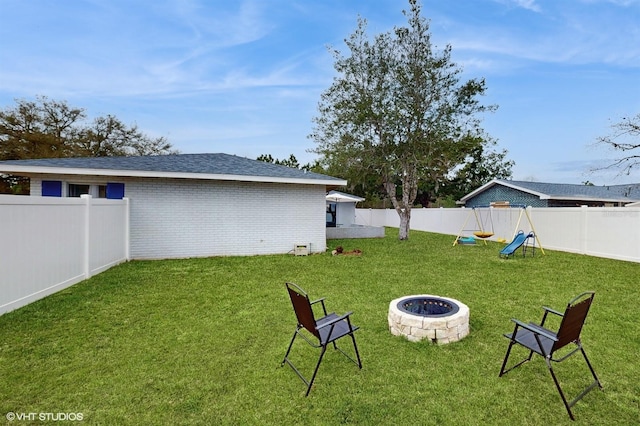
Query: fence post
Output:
[[81, 194, 92, 279], [124, 197, 131, 260]]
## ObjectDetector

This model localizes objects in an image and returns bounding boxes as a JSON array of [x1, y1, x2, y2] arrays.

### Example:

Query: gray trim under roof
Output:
[[0, 153, 346, 186]]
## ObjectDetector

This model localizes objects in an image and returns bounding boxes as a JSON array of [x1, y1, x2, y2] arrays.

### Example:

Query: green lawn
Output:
[[1, 229, 638, 425]]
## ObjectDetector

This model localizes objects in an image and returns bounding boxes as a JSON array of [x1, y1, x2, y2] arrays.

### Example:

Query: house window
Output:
[[68, 184, 91, 197], [67, 183, 117, 198]]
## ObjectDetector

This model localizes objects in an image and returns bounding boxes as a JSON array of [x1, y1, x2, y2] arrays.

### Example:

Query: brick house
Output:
[[0, 153, 346, 258], [459, 179, 640, 208]]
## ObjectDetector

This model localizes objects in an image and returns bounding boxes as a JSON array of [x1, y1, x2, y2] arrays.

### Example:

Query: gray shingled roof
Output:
[[0, 153, 343, 183], [499, 179, 640, 201]]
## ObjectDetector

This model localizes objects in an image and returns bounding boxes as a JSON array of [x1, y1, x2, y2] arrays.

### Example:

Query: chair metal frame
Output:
[[281, 282, 362, 396], [499, 291, 602, 420]]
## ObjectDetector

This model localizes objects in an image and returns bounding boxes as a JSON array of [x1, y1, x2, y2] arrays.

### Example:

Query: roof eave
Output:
[[548, 195, 640, 203], [0, 165, 347, 187]]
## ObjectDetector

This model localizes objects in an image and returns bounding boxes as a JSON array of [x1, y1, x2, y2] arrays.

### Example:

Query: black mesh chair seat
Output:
[[506, 322, 556, 356], [316, 313, 358, 344]]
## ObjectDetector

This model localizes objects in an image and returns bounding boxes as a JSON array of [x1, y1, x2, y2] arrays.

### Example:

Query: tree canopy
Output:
[[256, 153, 301, 169], [310, 0, 506, 239], [439, 141, 514, 205], [256, 153, 329, 174], [0, 96, 174, 161]]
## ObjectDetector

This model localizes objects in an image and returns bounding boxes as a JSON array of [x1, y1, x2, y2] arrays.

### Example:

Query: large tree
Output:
[[0, 96, 174, 161], [0, 96, 175, 194], [595, 113, 640, 175], [310, 0, 496, 239]]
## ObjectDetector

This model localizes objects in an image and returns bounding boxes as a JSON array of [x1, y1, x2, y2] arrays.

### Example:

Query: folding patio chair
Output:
[[498, 291, 602, 420], [281, 282, 362, 396]]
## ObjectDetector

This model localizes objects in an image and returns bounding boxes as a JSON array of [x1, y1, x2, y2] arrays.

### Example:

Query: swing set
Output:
[[453, 203, 545, 255]]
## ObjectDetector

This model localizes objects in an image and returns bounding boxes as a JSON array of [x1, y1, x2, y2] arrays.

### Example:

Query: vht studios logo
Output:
[[6, 412, 84, 422]]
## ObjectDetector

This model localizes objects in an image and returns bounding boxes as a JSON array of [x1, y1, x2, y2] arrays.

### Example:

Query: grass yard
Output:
[[1, 229, 639, 425]]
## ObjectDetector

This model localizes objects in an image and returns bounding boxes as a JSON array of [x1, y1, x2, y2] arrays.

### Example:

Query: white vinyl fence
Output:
[[356, 206, 640, 263], [1, 194, 129, 315]]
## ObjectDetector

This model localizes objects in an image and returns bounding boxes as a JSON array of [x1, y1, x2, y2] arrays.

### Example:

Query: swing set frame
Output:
[[453, 203, 545, 254]]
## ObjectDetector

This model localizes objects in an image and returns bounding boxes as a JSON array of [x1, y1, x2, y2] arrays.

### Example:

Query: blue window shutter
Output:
[[42, 180, 62, 197], [106, 182, 125, 199]]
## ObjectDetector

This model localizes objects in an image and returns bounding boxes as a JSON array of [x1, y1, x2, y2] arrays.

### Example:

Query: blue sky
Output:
[[1, 0, 639, 184]]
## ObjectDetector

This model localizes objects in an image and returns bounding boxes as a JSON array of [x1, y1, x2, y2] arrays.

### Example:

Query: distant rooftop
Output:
[[460, 178, 640, 204], [500, 180, 640, 201]]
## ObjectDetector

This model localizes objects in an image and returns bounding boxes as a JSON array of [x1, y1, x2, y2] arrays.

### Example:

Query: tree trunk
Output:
[[398, 207, 411, 240], [384, 171, 416, 241]]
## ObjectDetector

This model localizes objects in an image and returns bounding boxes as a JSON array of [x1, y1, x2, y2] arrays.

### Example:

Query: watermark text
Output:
[[5, 412, 84, 422]]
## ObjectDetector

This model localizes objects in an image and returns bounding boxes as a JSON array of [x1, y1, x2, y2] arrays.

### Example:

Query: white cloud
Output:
[[166, 0, 273, 49], [511, 0, 542, 12], [492, 0, 542, 12]]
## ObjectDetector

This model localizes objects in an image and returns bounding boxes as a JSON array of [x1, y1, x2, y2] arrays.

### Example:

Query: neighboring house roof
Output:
[[0, 153, 347, 187], [326, 190, 365, 203], [460, 179, 640, 205]]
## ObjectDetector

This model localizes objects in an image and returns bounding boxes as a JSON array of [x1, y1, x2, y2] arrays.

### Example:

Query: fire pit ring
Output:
[[388, 295, 469, 344]]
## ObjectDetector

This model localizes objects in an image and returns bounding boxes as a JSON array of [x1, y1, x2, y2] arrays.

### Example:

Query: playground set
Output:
[[453, 203, 545, 258]]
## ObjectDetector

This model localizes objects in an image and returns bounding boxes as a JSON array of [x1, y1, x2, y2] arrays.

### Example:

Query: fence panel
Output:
[[577, 207, 640, 261], [408, 208, 478, 236], [1, 195, 129, 315], [89, 198, 130, 275], [532, 208, 584, 253], [355, 208, 389, 227]]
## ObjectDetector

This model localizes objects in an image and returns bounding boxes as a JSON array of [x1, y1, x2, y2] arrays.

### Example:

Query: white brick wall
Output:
[[31, 174, 328, 259], [126, 178, 327, 258]]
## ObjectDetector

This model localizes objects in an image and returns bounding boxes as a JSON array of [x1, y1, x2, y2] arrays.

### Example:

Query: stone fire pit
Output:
[[388, 295, 469, 344]]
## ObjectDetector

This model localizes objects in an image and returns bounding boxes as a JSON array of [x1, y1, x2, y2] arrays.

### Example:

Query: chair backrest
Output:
[[553, 292, 595, 351], [286, 283, 320, 339]]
